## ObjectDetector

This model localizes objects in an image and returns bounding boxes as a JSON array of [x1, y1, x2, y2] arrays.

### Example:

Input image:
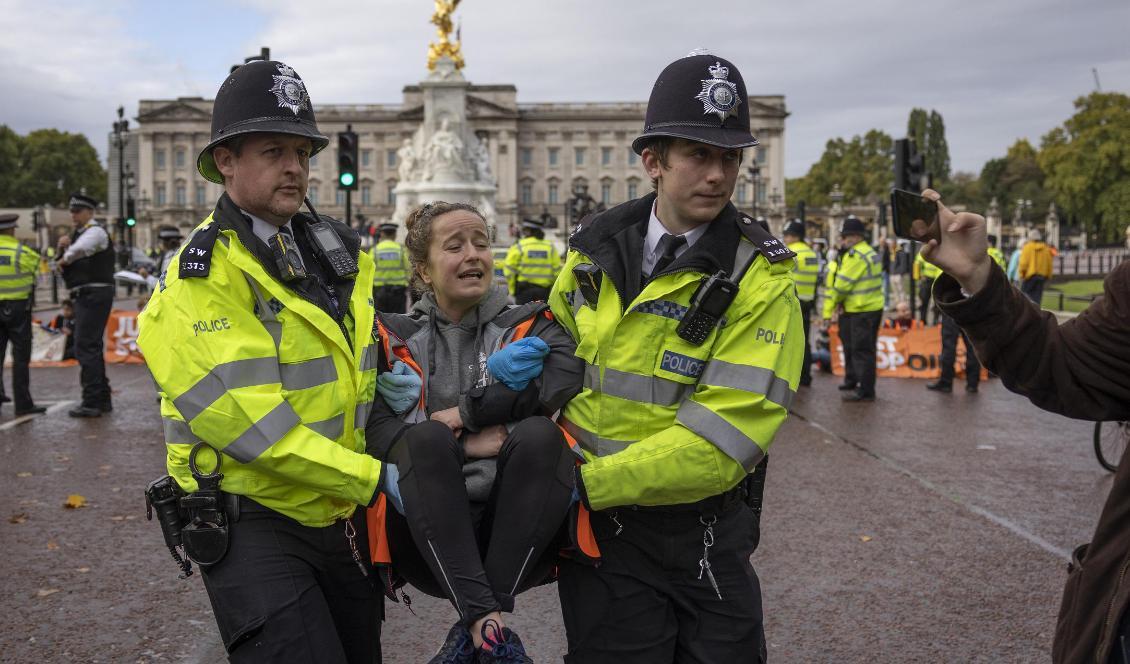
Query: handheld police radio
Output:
[[676, 271, 739, 345], [303, 198, 358, 281]]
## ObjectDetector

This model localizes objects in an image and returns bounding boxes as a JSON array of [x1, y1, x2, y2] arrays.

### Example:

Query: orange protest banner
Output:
[[828, 323, 983, 380], [104, 309, 145, 364]]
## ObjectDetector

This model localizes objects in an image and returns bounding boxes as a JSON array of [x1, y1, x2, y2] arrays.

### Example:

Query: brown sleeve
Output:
[[935, 261, 1130, 421]]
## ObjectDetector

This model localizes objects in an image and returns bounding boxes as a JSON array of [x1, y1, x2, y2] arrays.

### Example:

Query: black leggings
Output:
[[388, 416, 574, 625]]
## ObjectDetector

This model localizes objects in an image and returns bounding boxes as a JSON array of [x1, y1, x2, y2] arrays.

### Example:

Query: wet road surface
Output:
[[0, 365, 1106, 662]]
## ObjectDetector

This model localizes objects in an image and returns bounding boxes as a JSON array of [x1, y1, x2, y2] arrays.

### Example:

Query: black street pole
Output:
[[345, 189, 352, 226]]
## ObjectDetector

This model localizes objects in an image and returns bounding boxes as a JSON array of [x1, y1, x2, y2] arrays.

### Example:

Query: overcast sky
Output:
[[2, 0, 1127, 178]]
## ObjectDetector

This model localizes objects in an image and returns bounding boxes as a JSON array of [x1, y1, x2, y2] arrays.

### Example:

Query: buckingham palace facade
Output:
[[111, 84, 787, 248]]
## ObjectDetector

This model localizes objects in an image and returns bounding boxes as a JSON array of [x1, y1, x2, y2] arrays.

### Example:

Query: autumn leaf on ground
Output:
[[47, 540, 58, 550], [859, 535, 873, 543], [36, 588, 60, 598], [16, 472, 32, 478], [9, 513, 28, 524], [75, 567, 90, 573], [63, 495, 87, 509]]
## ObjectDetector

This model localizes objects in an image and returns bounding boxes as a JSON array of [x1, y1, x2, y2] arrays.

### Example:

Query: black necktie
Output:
[[651, 233, 687, 277]]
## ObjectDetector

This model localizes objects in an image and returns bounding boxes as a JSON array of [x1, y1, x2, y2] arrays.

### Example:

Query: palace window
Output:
[[575, 147, 585, 166], [548, 148, 559, 167], [155, 150, 166, 170], [601, 147, 612, 166]]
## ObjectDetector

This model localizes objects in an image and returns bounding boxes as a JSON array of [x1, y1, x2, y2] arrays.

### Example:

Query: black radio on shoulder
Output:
[[308, 221, 358, 281], [677, 271, 739, 345]]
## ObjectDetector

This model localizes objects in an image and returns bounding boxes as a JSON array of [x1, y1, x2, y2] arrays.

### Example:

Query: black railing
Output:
[[1054, 251, 1130, 277]]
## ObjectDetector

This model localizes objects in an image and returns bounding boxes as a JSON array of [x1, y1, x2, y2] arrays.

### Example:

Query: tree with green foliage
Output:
[[907, 108, 928, 157], [926, 111, 951, 182], [1039, 92, 1130, 243], [0, 128, 106, 208], [786, 129, 893, 207], [979, 139, 1051, 225]]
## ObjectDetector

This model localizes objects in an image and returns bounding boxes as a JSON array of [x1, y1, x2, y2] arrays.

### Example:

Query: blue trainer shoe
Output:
[[475, 619, 532, 663], [428, 622, 475, 664]]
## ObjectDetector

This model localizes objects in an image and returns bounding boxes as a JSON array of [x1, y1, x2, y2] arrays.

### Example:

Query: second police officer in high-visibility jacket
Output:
[[0, 214, 46, 416], [987, 233, 1007, 270], [822, 215, 884, 402], [783, 217, 818, 387], [913, 248, 942, 324], [504, 217, 560, 304], [548, 52, 802, 663], [371, 221, 411, 314], [137, 60, 399, 661]]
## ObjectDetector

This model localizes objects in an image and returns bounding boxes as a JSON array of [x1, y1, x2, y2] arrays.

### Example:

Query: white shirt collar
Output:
[[644, 201, 709, 259], [243, 209, 293, 246]]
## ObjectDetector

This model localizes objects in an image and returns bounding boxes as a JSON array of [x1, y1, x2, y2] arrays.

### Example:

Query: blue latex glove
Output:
[[376, 361, 422, 414], [486, 337, 551, 391], [382, 463, 404, 515]]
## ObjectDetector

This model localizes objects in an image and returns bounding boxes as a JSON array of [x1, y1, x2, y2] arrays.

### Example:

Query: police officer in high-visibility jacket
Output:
[[549, 53, 802, 663], [784, 218, 818, 387], [137, 60, 398, 662], [914, 248, 942, 323], [504, 217, 560, 304], [823, 215, 884, 402], [371, 221, 411, 313], [0, 214, 46, 416], [987, 234, 1007, 270]]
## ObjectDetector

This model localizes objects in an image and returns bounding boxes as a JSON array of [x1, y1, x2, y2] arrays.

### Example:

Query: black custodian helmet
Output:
[[197, 60, 329, 184], [632, 52, 759, 155], [783, 218, 805, 238]]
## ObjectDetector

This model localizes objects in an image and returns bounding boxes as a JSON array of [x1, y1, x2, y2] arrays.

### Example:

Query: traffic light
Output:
[[125, 197, 136, 227], [894, 139, 927, 192], [337, 130, 358, 190]]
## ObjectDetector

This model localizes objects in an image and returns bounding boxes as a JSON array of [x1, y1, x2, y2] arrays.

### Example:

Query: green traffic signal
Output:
[[339, 172, 355, 187], [126, 217, 136, 227]]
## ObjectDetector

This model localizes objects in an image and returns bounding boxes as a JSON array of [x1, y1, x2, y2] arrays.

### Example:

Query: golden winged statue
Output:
[[427, 0, 464, 71]]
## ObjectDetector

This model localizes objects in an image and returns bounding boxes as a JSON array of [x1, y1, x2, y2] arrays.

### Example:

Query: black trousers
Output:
[[1021, 276, 1046, 305], [200, 500, 382, 663], [72, 287, 113, 409], [938, 313, 980, 388], [799, 299, 814, 385], [387, 417, 574, 626], [513, 282, 550, 305], [841, 309, 882, 397], [0, 298, 33, 410], [917, 278, 934, 324], [374, 286, 408, 315], [558, 500, 765, 664]]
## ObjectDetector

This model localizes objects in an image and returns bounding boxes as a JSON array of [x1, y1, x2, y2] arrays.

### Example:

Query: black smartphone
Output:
[[890, 188, 941, 243]]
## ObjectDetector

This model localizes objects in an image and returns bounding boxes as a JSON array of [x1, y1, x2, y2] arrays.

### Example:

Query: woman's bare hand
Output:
[[464, 425, 507, 459]]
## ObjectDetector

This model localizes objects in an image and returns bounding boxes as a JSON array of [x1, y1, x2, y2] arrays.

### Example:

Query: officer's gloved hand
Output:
[[486, 337, 551, 391], [382, 463, 404, 515], [376, 361, 421, 414]]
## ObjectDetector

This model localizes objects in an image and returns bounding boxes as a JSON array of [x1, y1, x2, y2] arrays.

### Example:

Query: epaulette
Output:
[[178, 223, 221, 279], [736, 214, 795, 263]]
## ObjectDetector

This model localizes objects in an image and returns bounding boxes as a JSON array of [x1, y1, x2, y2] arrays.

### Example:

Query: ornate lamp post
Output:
[[748, 164, 762, 218], [828, 183, 845, 241], [1014, 197, 1033, 246], [566, 182, 596, 243], [111, 106, 130, 245]]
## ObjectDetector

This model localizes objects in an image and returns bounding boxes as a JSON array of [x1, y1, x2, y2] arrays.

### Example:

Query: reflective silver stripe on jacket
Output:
[[560, 418, 633, 456], [675, 400, 764, 472], [698, 359, 794, 409], [280, 356, 337, 391], [355, 400, 374, 429], [584, 365, 691, 407], [163, 417, 198, 444], [224, 401, 302, 463], [174, 356, 281, 422], [359, 345, 380, 372], [306, 413, 346, 440]]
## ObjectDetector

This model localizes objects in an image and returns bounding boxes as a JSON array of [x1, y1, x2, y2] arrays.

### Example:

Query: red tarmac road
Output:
[[0, 364, 1105, 662]]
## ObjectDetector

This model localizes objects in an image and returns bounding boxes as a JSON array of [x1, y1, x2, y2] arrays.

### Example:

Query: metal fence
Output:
[[1054, 250, 1130, 277]]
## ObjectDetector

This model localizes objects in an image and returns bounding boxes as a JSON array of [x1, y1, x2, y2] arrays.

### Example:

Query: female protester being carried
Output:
[[366, 201, 582, 664]]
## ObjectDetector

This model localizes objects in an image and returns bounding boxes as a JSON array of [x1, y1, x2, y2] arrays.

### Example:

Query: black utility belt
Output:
[[70, 284, 113, 294], [626, 476, 756, 516]]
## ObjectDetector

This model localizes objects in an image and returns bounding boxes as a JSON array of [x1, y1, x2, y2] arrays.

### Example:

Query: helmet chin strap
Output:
[[303, 197, 320, 221]]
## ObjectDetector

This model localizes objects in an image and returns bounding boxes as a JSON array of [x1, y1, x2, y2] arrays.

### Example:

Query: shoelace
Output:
[[479, 619, 522, 659]]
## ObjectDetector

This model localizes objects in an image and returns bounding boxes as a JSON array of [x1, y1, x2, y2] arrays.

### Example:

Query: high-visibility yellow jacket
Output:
[[823, 241, 884, 318], [504, 236, 560, 293], [370, 239, 410, 288], [0, 235, 40, 300], [787, 240, 818, 302], [548, 195, 802, 511], [138, 194, 385, 527], [913, 251, 942, 281], [987, 246, 1007, 271]]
